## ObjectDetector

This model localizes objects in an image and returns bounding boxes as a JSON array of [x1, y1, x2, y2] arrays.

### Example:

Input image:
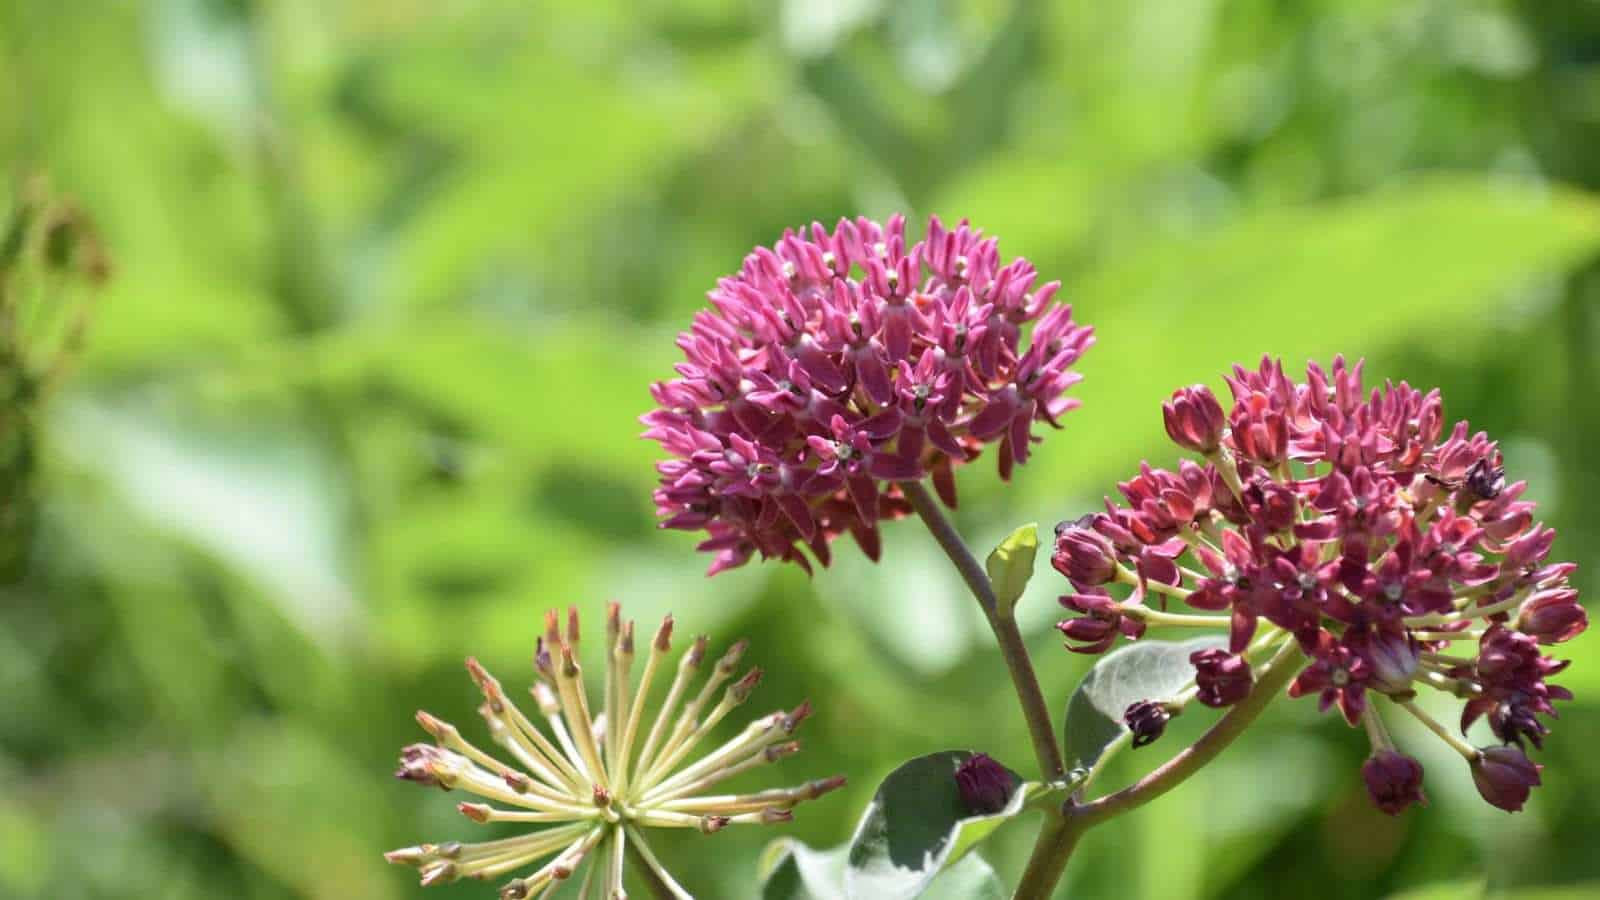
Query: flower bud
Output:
[[1052, 525, 1118, 587], [1518, 588, 1587, 645], [1124, 700, 1171, 748], [953, 753, 1015, 815], [1361, 750, 1426, 815], [1162, 385, 1226, 454], [1057, 590, 1142, 655], [1366, 631, 1420, 695], [1191, 648, 1253, 708], [1471, 745, 1542, 812]]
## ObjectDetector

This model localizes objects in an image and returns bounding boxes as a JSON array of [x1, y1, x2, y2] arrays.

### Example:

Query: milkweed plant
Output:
[[387, 216, 1585, 898]]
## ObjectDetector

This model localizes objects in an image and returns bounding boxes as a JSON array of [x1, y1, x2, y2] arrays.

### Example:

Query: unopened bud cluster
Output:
[[1056, 357, 1583, 814], [386, 603, 844, 896], [644, 215, 1092, 574]]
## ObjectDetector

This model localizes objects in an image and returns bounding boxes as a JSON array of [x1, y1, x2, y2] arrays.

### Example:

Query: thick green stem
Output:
[[1013, 810, 1084, 899], [902, 481, 1065, 780]]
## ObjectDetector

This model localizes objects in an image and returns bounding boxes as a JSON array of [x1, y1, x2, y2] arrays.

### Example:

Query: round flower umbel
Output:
[[1052, 357, 1583, 815], [643, 215, 1093, 574], [386, 603, 844, 897]]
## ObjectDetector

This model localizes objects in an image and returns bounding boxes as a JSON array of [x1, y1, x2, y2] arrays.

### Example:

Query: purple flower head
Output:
[[1362, 750, 1426, 815], [1517, 587, 1587, 645], [1052, 519, 1119, 588], [1192, 648, 1254, 708], [1124, 700, 1172, 748], [1162, 384, 1226, 454], [954, 753, 1016, 815], [1471, 745, 1542, 812], [1052, 356, 1582, 813], [645, 215, 1092, 574]]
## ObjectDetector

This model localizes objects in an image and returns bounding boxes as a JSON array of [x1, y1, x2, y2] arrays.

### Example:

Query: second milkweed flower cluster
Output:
[[643, 215, 1092, 574], [1053, 357, 1583, 815]]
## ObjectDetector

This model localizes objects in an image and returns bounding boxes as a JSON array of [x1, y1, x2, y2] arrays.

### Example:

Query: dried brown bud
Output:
[[687, 635, 709, 668], [415, 711, 454, 741], [716, 639, 750, 676], [730, 668, 764, 702], [806, 775, 847, 799], [782, 700, 813, 734]]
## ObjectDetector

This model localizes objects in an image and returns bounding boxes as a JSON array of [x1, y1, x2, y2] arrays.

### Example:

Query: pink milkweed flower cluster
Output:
[[644, 215, 1093, 574], [1053, 357, 1583, 815]]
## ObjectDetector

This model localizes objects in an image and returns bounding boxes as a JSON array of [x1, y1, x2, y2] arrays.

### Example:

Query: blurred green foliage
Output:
[[3, 0, 1600, 897]]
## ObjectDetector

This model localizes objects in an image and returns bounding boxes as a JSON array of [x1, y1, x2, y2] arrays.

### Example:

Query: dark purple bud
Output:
[[1518, 588, 1587, 645], [1124, 700, 1171, 748], [1057, 590, 1142, 654], [953, 753, 1015, 815], [1471, 745, 1542, 812], [1162, 385, 1226, 454], [1052, 524, 1119, 587], [1366, 630, 1419, 694], [1362, 750, 1426, 815], [1192, 648, 1254, 708]]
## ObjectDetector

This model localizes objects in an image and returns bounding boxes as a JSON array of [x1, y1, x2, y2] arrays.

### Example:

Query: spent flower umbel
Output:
[[1052, 356, 1583, 815], [386, 603, 844, 897], [644, 215, 1092, 574]]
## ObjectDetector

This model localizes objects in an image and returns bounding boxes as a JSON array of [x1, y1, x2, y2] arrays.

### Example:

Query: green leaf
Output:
[[1062, 636, 1225, 774], [843, 751, 1031, 900], [985, 522, 1039, 617], [759, 839, 847, 900], [917, 854, 1006, 900], [761, 838, 1006, 900]]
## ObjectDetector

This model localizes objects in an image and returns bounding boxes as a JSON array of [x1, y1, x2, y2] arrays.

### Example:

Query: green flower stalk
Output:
[[386, 603, 845, 898]]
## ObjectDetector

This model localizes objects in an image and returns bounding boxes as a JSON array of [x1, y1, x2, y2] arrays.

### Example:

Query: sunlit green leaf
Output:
[[762, 836, 1006, 900], [844, 751, 1033, 900], [985, 522, 1039, 616]]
